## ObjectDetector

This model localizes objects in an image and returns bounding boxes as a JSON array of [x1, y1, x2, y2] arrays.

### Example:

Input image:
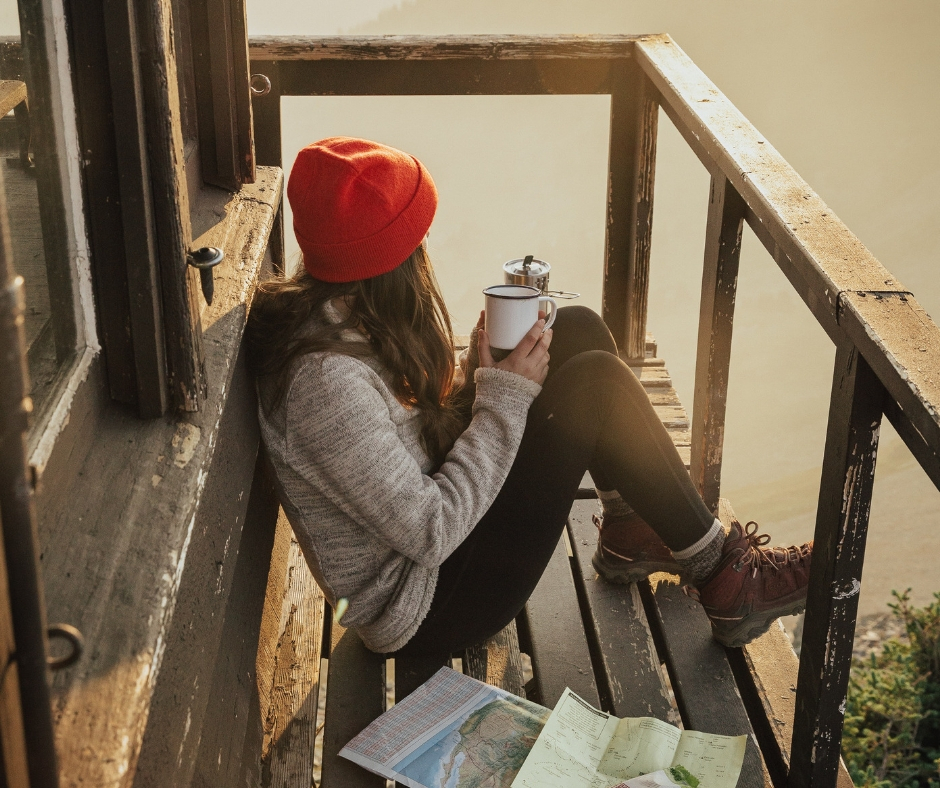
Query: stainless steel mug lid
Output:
[[503, 255, 551, 279]]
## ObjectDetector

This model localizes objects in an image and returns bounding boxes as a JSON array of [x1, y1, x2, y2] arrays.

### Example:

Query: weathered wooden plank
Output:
[[652, 404, 689, 430], [623, 77, 658, 359], [522, 532, 600, 709], [463, 621, 527, 697], [635, 34, 940, 466], [248, 34, 639, 61], [135, 0, 205, 410], [726, 622, 855, 788], [641, 571, 770, 788], [690, 175, 745, 511], [839, 291, 940, 460], [249, 61, 284, 273], [567, 500, 675, 720], [396, 653, 452, 702], [67, 0, 139, 406], [189, 455, 281, 788], [635, 35, 903, 331], [320, 623, 386, 788], [191, 0, 255, 189], [259, 536, 326, 786], [603, 61, 643, 354], [101, 0, 169, 416], [790, 344, 883, 788], [252, 509, 293, 764], [0, 80, 25, 116], [883, 397, 940, 493], [626, 364, 672, 388], [39, 175, 279, 786]]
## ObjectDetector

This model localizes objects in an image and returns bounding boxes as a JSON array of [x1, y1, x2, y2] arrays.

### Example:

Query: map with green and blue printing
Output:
[[340, 667, 550, 788]]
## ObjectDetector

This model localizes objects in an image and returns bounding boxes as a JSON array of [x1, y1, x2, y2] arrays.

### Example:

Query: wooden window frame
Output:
[[64, 0, 255, 417]]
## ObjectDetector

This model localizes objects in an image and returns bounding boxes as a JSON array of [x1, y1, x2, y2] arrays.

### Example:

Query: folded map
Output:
[[339, 667, 550, 788], [511, 688, 747, 788]]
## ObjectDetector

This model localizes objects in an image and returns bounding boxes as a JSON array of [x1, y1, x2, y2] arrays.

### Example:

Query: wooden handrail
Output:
[[248, 34, 640, 61], [634, 34, 940, 458]]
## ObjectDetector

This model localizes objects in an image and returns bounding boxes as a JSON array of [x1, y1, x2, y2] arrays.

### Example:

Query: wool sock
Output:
[[671, 519, 726, 582], [596, 489, 634, 520]]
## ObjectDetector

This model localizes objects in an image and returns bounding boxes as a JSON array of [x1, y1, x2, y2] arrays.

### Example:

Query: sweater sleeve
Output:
[[284, 355, 541, 568]]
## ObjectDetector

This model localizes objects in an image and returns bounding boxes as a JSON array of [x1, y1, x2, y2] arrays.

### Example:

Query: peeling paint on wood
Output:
[[248, 34, 640, 62]]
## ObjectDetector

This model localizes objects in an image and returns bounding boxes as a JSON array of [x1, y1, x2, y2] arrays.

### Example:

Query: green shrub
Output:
[[842, 591, 940, 788]]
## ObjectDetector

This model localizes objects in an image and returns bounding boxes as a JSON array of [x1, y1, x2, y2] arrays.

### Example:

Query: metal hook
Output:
[[250, 74, 272, 97], [47, 623, 84, 671], [187, 246, 225, 305]]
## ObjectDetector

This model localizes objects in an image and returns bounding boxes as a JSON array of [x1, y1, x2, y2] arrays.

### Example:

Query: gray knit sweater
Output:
[[257, 319, 542, 653]]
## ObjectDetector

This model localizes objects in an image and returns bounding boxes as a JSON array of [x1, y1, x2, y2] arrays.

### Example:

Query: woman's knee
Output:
[[547, 307, 617, 371], [549, 350, 648, 405]]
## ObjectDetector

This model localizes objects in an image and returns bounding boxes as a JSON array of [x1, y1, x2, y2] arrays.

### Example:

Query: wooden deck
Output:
[[251, 338, 821, 788]]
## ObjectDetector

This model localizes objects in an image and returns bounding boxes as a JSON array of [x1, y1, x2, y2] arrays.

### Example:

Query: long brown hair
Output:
[[246, 246, 465, 466]]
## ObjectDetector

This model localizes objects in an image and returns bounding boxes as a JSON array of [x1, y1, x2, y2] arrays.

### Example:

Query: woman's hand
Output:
[[478, 319, 553, 386]]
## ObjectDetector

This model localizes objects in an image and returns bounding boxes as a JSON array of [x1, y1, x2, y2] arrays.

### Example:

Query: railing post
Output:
[[789, 342, 884, 788], [690, 175, 745, 511], [603, 63, 658, 360], [249, 60, 285, 273]]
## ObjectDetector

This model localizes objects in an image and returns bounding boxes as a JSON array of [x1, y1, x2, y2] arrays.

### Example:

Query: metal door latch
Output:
[[187, 246, 225, 305]]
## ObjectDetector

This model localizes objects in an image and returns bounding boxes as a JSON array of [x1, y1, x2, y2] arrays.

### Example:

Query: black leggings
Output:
[[394, 306, 715, 656]]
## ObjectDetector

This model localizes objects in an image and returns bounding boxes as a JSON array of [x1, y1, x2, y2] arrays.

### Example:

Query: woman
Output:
[[247, 137, 811, 656]]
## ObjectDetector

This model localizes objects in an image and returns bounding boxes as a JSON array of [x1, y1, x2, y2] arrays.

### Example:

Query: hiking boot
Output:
[[692, 518, 812, 647], [591, 511, 687, 584]]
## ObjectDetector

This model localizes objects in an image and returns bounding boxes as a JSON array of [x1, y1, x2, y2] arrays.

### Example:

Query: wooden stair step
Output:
[[567, 499, 675, 721], [521, 529, 599, 708]]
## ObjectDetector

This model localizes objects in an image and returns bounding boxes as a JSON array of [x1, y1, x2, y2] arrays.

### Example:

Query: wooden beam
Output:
[[567, 500, 675, 720], [256, 533, 325, 786], [603, 61, 657, 357], [319, 624, 386, 788], [101, 0, 169, 416], [248, 34, 640, 61], [790, 343, 883, 788], [726, 624, 855, 788], [462, 622, 527, 697], [838, 291, 940, 464], [883, 397, 940, 493], [248, 60, 284, 272], [522, 532, 600, 708], [690, 175, 745, 511], [635, 34, 940, 459], [135, 0, 205, 411], [641, 500, 771, 788]]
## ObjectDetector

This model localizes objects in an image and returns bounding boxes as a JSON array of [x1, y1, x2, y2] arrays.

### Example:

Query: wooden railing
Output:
[[248, 34, 940, 788]]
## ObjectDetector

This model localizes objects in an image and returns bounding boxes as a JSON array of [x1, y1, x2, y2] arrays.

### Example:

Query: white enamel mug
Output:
[[483, 284, 557, 351]]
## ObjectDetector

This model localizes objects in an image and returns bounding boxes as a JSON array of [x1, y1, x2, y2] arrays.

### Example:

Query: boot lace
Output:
[[734, 521, 811, 574]]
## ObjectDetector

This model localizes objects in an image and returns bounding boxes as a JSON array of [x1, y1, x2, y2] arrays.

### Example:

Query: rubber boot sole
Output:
[[592, 548, 687, 585], [707, 599, 807, 648]]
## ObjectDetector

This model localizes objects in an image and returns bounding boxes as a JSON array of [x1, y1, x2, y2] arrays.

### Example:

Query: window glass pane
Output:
[[1, 1, 80, 415]]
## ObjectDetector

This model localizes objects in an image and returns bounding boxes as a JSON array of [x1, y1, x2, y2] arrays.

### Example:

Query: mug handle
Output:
[[539, 296, 558, 331]]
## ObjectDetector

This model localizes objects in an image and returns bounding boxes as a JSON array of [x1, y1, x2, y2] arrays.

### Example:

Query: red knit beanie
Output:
[[288, 137, 438, 283]]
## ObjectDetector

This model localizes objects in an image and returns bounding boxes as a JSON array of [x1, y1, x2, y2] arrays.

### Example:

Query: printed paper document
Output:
[[511, 687, 747, 788], [340, 667, 550, 788]]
